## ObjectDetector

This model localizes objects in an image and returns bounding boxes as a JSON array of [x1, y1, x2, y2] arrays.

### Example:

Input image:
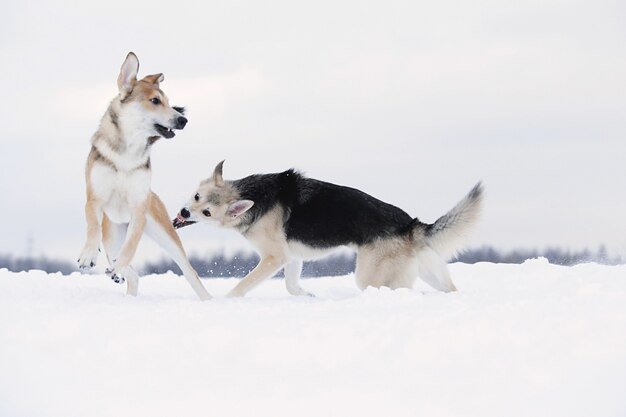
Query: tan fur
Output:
[[78, 52, 210, 300], [148, 193, 186, 253]]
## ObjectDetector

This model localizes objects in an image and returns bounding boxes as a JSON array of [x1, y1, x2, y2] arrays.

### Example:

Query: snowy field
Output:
[[1, 259, 625, 417]]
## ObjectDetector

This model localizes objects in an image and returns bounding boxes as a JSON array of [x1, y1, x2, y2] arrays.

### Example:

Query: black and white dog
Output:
[[174, 161, 483, 297]]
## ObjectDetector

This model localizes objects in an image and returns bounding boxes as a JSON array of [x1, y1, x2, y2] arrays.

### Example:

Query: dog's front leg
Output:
[[78, 199, 104, 270], [227, 255, 287, 297]]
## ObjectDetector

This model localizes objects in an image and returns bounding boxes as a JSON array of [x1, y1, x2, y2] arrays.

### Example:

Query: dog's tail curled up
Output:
[[414, 182, 484, 261]]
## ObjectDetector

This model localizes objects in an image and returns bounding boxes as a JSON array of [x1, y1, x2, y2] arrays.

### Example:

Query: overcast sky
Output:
[[2, 0, 625, 263]]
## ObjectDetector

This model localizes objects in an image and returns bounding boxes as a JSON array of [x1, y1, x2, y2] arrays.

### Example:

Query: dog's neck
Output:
[[91, 98, 155, 172]]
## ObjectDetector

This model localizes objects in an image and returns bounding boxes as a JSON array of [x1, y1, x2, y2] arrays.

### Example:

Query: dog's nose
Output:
[[180, 208, 191, 218], [176, 116, 188, 129]]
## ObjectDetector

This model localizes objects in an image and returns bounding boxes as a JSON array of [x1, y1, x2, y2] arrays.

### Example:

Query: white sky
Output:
[[1, 0, 626, 262]]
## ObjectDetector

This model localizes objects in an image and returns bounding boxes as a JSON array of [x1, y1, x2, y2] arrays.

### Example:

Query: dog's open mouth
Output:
[[154, 124, 176, 139], [173, 214, 196, 229]]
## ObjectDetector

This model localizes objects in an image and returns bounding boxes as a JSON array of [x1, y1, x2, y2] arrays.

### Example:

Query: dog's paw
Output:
[[77, 247, 99, 270], [105, 268, 125, 284], [287, 286, 315, 298]]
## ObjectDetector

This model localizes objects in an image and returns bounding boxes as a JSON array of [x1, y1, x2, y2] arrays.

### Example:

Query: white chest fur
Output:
[[90, 163, 151, 223]]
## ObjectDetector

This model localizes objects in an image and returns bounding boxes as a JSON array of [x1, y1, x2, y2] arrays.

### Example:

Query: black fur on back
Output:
[[233, 170, 414, 248]]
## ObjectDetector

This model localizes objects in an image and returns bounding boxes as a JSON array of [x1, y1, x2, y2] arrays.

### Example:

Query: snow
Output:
[[1, 259, 625, 417]]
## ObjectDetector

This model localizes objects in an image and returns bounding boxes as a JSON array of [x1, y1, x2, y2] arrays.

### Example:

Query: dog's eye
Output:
[[194, 193, 200, 202], [150, 97, 161, 105], [202, 209, 211, 217]]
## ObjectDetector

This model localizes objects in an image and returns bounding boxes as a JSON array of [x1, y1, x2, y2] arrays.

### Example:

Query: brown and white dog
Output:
[[77, 52, 211, 300]]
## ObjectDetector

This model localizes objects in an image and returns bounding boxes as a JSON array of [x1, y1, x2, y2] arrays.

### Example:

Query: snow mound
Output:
[[1, 262, 625, 417]]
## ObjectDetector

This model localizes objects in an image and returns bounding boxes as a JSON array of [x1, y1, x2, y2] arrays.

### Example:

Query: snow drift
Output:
[[1, 259, 625, 417]]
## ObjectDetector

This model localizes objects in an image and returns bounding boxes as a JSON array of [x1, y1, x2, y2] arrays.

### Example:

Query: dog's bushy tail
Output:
[[414, 182, 484, 260]]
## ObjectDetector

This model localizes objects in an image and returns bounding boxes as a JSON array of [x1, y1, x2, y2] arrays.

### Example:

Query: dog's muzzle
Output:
[[154, 116, 188, 140]]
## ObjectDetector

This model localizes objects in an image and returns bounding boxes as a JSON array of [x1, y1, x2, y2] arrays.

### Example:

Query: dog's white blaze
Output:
[[119, 101, 180, 140], [118, 102, 164, 143]]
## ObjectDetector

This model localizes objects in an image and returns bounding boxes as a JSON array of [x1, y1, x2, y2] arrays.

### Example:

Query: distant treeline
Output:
[[0, 245, 622, 277], [455, 245, 623, 266], [141, 252, 356, 278]]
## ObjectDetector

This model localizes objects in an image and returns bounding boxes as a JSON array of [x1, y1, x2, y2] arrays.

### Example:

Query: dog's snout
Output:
[[180, 208, 191, 218], [176, 116, 188, 129]]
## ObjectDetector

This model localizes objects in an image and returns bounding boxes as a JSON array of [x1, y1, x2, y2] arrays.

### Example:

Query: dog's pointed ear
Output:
[[142, 73, 164, 86], [118, 52, 139, 98], [212, 160, 225, 187], [227, 200, 254, 218]]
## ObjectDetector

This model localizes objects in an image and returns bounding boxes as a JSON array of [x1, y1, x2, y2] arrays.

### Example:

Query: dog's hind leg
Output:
[[113, 205, 147, 269], [102, 214, 126, 266], [102, 203, 147, 295], [102, 215, 141, 294], [416, 246, 457, 292], [144, 193, 211, 301], [355, 239, 418, 290], [122, 268, 140, 296], [284, 259, 314, 297]]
